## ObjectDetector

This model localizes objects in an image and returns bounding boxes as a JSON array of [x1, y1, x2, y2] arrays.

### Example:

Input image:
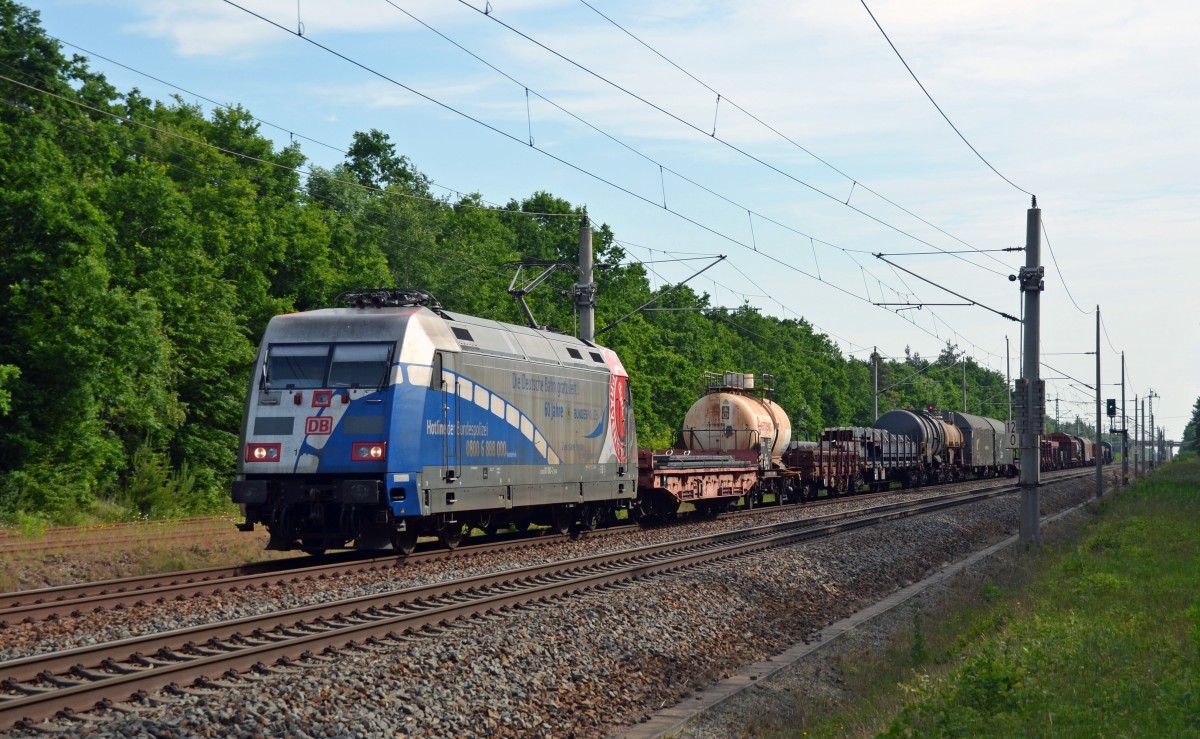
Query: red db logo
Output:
[[305, 416, 333, 435]]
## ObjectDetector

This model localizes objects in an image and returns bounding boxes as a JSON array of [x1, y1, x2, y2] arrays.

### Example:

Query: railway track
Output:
[[0, 528, 628, 624], [0, 468, 1089, 625], [0, 477, 1082, 731], [0, 517, 243, 555]]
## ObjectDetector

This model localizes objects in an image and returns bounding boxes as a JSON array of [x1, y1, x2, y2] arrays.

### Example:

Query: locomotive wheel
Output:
[[438, 523, 465, 550], [551, 507, 574, 536], [392, 529, 418, 556], [477, 513, 498, 537], [578, 506, 600, 532]]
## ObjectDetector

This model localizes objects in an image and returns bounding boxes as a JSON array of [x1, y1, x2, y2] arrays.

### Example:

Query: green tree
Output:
[[1183, 397, 1200, 451]]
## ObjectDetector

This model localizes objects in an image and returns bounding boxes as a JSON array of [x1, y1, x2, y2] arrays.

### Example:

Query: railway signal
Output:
[[1106, 398, 1116, 417]]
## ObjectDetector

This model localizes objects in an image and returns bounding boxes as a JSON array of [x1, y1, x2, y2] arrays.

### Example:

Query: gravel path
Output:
[[2, 478, 1097, 738]]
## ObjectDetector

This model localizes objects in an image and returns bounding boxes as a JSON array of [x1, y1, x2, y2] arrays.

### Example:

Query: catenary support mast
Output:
[[1095, 307, 1102, 498], [576, 216, 595, 343], [1017, 199, 1045, 545], [1121, 352, 1128, 485]]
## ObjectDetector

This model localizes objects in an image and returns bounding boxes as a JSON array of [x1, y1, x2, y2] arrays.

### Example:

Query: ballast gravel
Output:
[[2, 477, 1098, 738]]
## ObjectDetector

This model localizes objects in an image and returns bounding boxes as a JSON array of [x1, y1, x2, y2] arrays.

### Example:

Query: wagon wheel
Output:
[[391, 528, 418, 556], [301, 543, 326, 556], [438, 523, 465, 550]]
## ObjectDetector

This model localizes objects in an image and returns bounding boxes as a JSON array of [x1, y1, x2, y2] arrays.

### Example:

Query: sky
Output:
[[22, 0, 1200, 441]]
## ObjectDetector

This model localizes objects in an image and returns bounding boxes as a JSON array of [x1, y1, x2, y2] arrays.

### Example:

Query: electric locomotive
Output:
[[231, 289, 637, 554]]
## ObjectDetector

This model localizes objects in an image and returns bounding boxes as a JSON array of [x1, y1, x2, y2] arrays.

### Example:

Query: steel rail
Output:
[[0, 528, 626, 622], [0, 477, 1092, 731], [1, 467, 1090, 621]]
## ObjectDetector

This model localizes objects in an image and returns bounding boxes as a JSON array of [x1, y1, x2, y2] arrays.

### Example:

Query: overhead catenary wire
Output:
[[1041, 220, 1092, 315], [235, 0, 1018, 370], [42, 36, 563, 219], [0, 93, 517, 287], [30, 15, 1017, 383], [454, 0, 1010, 278], [619, 239, 1009, 378], [3, 61, 969, 368], [573, 0, 1011, 272], [210, 2, 1015, 357], [369, 0, 994, 315], [857, 0, 1034, 199], [3, 63, 984, 372]]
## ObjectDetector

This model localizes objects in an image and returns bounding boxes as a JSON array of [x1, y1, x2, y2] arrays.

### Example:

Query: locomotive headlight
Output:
[[245, 443, 281, 462], [352, 442, 387, 461]]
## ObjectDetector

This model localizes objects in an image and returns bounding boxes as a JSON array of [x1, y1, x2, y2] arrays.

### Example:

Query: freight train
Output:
[[230, 292, 1104, 553], [636, 373, 1019, 521]]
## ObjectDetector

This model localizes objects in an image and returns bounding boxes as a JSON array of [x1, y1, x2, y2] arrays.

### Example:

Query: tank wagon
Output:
[[231, 289, 637, 554], [871, 408, 965, 484], [679, 372, 792, 462], [638, 372, 792, 518]]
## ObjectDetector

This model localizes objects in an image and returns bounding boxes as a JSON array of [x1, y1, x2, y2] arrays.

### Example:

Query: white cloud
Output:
[[122, 0, 566, 57]]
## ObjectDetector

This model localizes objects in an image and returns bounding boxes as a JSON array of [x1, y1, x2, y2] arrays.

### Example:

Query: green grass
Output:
[[881, 455, 1200, 737], [739, 455, 1200, 738]]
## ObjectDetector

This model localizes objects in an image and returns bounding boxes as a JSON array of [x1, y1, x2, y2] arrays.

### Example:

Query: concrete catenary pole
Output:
[[1149, 390, 1158, 469], [1018, 199, 1044, 545], [1006, 336, 1012, 425], [576, 216, 596, 343], [962, 355, 967, 413], [872, 347, 879, 421], [1095, 306, 1102, 499], [1121, 352, 1128, 485], [1134, 394, 1140, 478], [1140, 399, 1146, 476]]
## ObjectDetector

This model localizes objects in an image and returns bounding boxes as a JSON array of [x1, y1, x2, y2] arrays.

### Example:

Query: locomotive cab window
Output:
[[266, 344, 328, 389], [266, 342, 392, 390], [329, 343, 392, 389]]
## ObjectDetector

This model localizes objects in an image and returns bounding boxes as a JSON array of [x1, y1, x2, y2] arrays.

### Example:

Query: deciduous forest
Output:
[[0, 1, 1012, 523]]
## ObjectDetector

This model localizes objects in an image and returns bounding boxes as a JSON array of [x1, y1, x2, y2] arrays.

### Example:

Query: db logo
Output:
[[305, 416, 333, 435]]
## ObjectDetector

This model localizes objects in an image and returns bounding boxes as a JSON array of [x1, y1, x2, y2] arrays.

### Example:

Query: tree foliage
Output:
[[1183, 397, 1200, 451], [0, 0, 1012, 521]]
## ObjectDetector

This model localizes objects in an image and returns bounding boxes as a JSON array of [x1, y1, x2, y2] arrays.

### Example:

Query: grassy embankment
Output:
[[752, 455, 1200, 737], [0, 515, 282, 592]]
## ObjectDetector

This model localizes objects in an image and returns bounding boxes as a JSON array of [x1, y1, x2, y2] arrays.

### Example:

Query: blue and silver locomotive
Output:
[[231, 290, 638, 554]]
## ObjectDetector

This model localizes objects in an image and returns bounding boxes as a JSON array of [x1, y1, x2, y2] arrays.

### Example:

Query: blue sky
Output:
[[23, 0, 1200, 440]]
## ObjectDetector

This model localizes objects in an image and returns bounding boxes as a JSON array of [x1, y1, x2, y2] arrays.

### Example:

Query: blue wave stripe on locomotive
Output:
[[290, 362, 561, 474]]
